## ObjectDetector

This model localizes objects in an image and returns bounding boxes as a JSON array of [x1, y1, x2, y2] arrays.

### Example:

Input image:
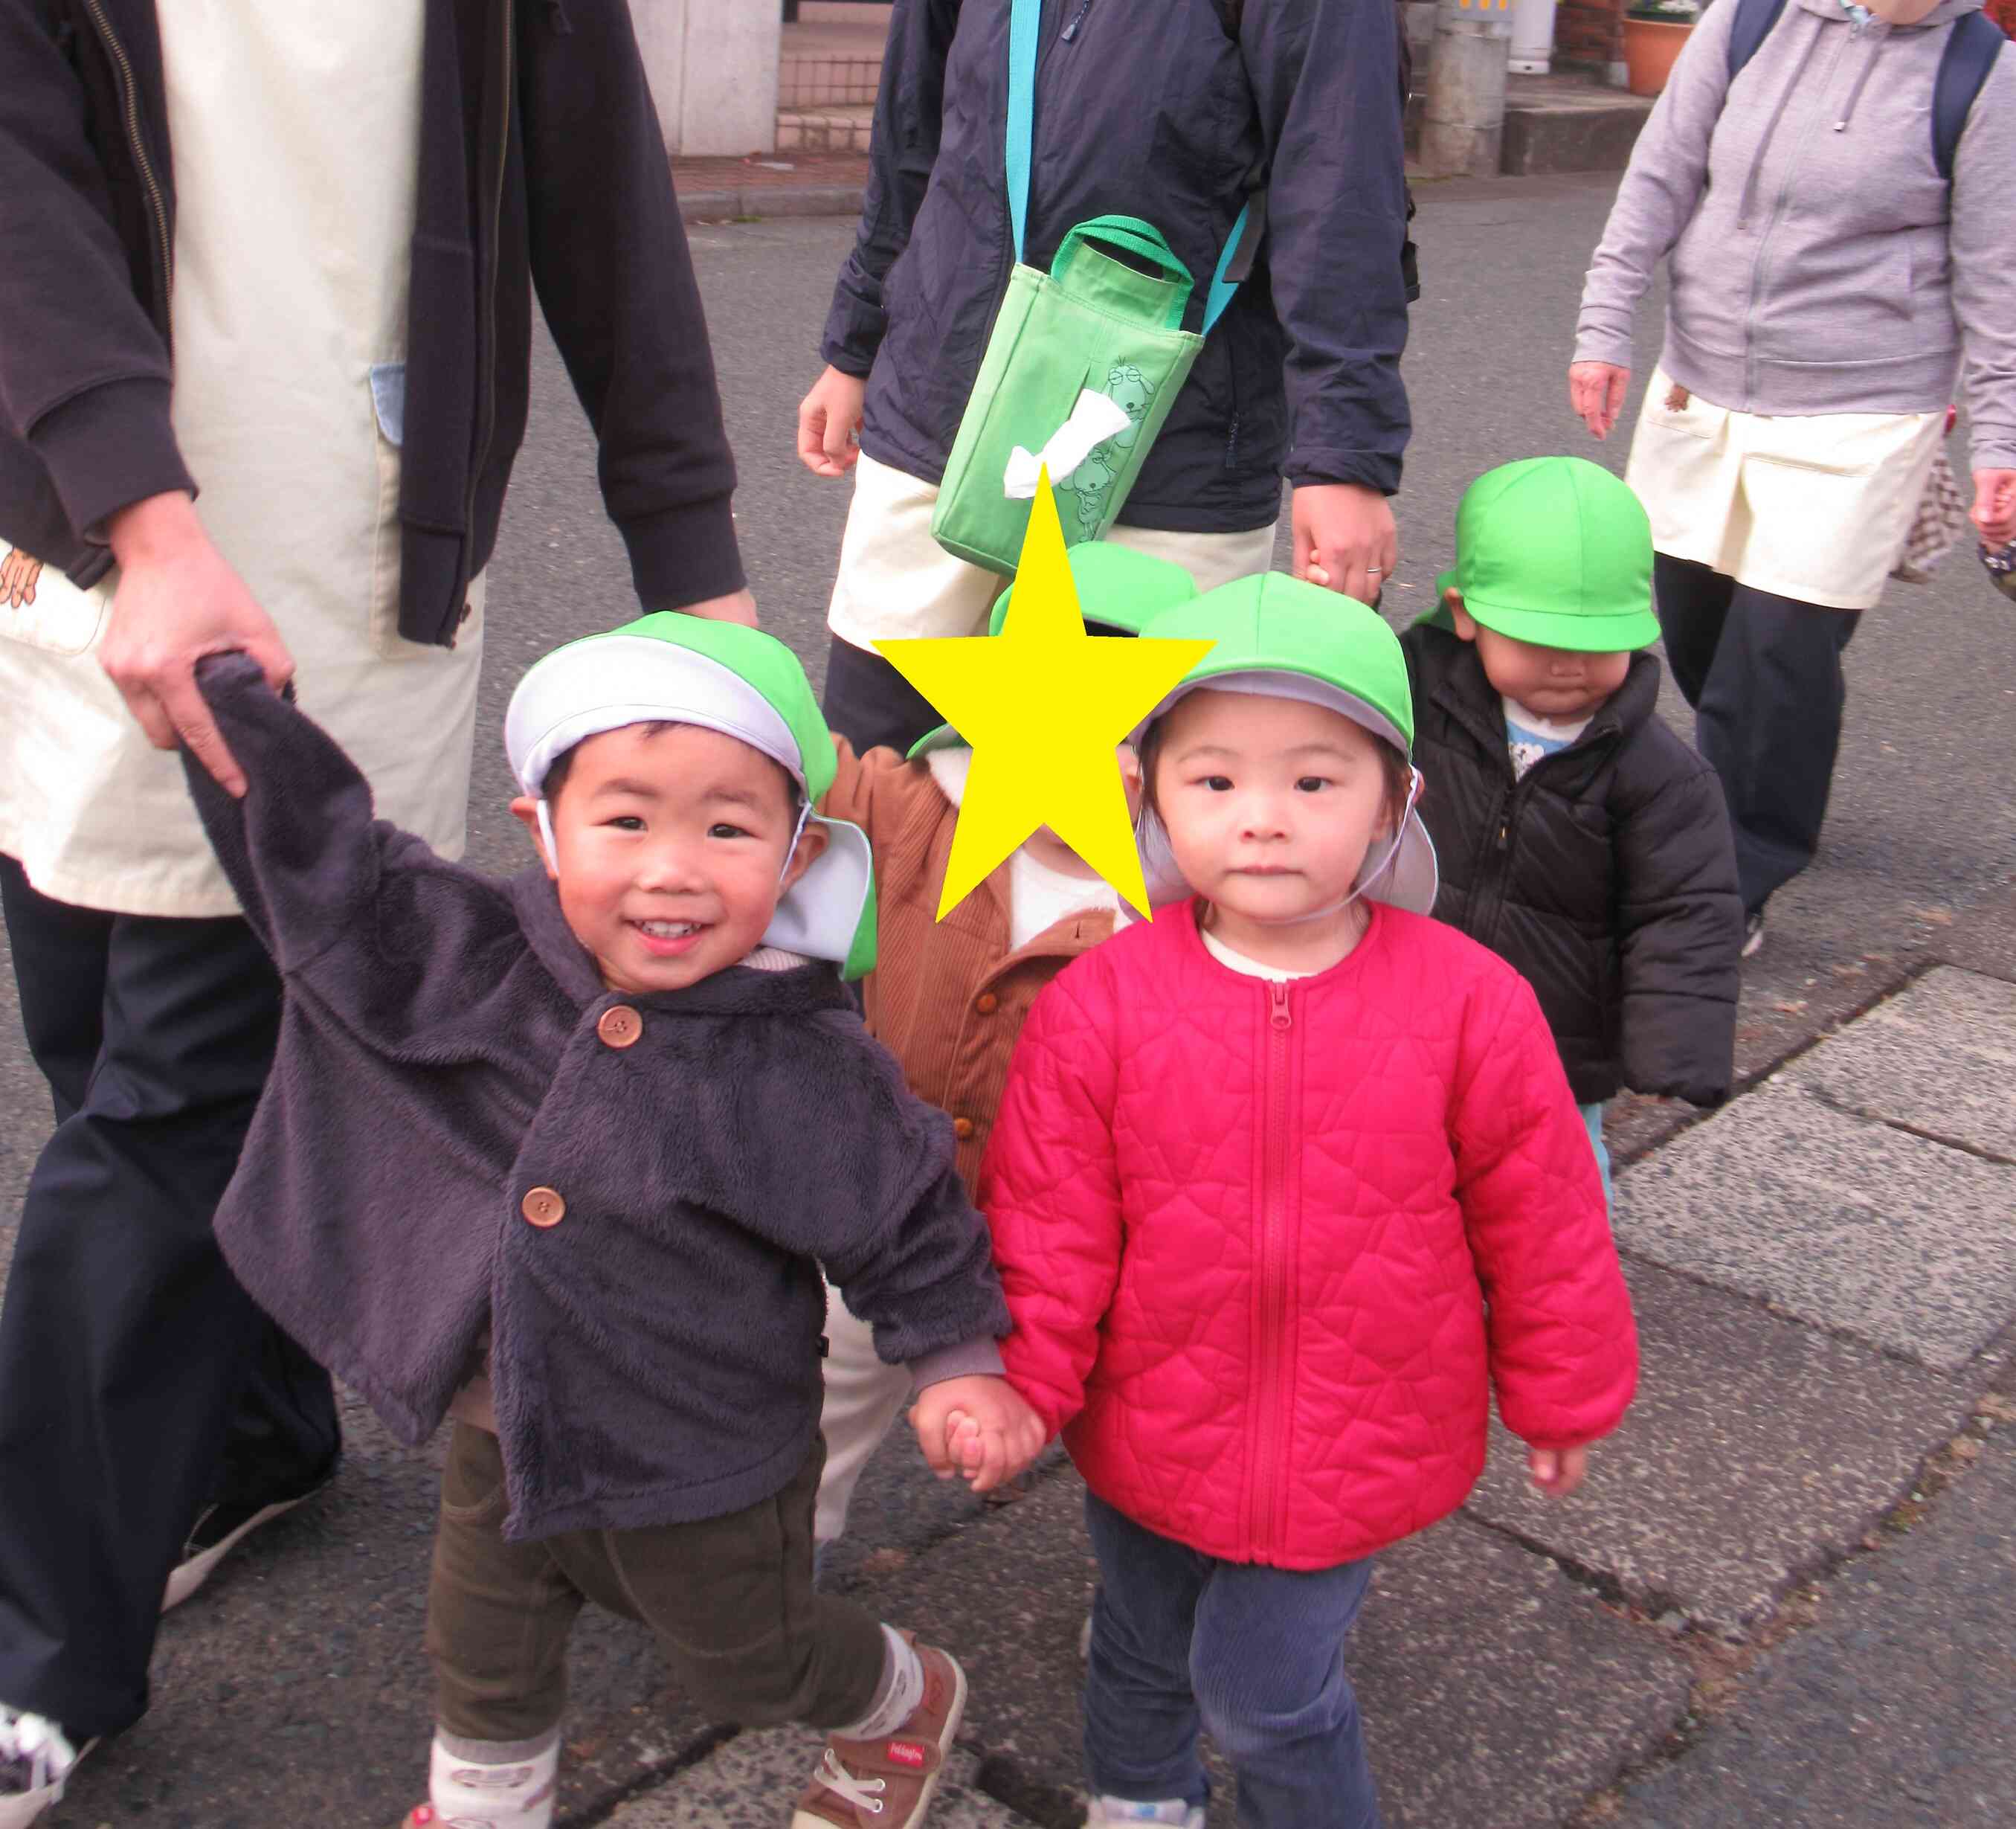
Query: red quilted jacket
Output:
[[980, 899, 1638, 1569]]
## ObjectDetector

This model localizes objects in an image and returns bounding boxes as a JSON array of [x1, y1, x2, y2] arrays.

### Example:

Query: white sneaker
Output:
[[1741, 909, 1765, 959], [1085, 1799, 1204, 1828], [0, 1709, 93, 1829]]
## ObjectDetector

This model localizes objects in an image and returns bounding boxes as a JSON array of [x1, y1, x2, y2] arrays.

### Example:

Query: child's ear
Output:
[[1444, 588, 1480, 643], [781, 818, 829, 893], [510, 795, 559, 880], [1116, 742, 1143, 790]]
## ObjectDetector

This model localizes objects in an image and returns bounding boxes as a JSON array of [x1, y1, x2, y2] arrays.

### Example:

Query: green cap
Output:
[[503, 612, 876, 980], [1131, 572, 1438, 915], [1426, 457, 1660, 653], [906, 543, 1201, 758]]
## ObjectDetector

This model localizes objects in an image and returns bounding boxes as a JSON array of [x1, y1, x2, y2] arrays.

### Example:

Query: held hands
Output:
[[1973, 469, 2016, 552], [100, 492, 295, 797], [1526, 1443, 1591, 1499], [1568, 362, 1631, 441], [797, 365, 868, 479], [910, 1374, 1047, 1495], [1292, 482, 1399, 603]]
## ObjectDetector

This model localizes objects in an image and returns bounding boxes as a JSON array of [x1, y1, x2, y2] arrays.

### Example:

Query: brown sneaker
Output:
[[790, 1639, 968, 1829]]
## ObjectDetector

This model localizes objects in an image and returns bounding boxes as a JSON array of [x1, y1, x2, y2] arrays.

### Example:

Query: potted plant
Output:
[[1622, 0, 1700, 97]]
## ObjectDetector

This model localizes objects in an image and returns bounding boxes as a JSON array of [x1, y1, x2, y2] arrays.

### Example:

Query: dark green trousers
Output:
[[425, 1424, 886, 1742]]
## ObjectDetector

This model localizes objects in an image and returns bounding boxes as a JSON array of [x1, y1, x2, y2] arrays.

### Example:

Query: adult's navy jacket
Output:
[[823, 0, 1412, 533], [181, 655, 1011, 1543], [1403, 623, 1742, 1109], [0, 0, 743, 646]]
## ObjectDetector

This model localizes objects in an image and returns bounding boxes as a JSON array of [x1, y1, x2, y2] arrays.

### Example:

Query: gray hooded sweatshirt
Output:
[[1577, 0, 2016, 471]]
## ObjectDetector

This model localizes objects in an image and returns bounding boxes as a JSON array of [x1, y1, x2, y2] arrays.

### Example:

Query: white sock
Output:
[[0, 1708, 80, 1796], [429, 1732, 559, 1829], [831, 1624, 925, 1740]]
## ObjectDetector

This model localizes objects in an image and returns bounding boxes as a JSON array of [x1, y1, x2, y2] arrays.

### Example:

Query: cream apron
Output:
[[0, 2, 484, 917], [1626, 367, 1945, 612]]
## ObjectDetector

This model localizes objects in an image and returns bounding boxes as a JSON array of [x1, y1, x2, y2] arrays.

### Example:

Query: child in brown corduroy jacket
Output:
[[812, 541, 1201, 1559]]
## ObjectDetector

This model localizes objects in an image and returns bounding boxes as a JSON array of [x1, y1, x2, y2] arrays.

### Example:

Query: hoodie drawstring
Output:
[[1832, 25, 1884, 134]]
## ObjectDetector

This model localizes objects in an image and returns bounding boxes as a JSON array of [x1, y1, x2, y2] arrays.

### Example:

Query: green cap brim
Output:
[[1428, 569, 1660, 652]]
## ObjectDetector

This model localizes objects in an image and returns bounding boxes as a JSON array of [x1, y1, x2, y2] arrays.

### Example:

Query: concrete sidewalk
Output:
[[590, 887, 2016, 1829]]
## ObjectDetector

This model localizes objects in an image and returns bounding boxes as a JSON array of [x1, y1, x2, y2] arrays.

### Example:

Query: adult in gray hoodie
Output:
[[1568, 0, 2015, 951]]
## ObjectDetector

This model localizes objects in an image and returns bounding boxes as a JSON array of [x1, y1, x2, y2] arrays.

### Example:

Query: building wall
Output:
[[631, 0, 781, 156], [1555, 0, 1626, 73]]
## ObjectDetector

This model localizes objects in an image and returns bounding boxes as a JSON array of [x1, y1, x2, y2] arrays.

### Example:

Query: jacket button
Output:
[[597, 1005, 642, 1049], [953, 1117, 975, 1141], [975, 993, 999, 1015], [521, 1186, 566, 1228]]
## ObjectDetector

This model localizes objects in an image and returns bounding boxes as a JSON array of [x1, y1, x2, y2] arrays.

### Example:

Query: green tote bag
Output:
[[930, 0, 1253, 575]]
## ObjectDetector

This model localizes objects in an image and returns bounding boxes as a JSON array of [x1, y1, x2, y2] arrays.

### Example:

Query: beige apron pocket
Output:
[[0, 541, 111, 658]]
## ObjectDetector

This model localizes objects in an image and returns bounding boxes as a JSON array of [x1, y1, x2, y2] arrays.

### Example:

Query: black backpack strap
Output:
[[1727, 0, 1791, 77], [1932, 10, 2003, 181]]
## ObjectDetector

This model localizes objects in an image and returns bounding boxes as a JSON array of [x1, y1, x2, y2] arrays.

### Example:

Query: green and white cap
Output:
[[1133, 571, 1438, 916], [504, 612, 876, 980], [1426, 455, 1660, 652], [906, 542, 1202, 759]]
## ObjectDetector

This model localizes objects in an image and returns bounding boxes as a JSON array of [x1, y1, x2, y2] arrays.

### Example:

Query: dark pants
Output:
[[426, 1425, 886, 1743], [820, 634, 948, 758], [0, 857, 339, 1738], [1082, 1492, 1381, 1829], [1654, 554, 1861, 914]]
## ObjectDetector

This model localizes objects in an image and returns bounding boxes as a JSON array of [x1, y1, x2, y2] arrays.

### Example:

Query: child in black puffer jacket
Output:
[[1400, 457, 1743, 1191]]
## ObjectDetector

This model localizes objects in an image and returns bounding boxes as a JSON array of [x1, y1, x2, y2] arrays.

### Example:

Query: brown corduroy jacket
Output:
[[823, 742, 1121, 1189]]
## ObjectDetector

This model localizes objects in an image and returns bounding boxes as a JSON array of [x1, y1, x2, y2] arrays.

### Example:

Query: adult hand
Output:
[[1971, 468, 2016, 551], [2, 546, 43, 609], [797, 365, 867, 479], [1292, 483, 1398, 605], [100, 492, 294, 797], [1527, 1443, 1591, 1499], [679, 588, 760, 628], [1569, 361, 1631, 441]]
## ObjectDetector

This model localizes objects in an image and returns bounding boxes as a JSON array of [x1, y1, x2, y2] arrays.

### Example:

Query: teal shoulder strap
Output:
[[1005, 0, 1252, 330], [1006, 0, 1041, 259]]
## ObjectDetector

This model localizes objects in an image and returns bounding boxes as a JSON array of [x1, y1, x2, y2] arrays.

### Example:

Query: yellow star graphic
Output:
[[875, 472, 1214, 919]]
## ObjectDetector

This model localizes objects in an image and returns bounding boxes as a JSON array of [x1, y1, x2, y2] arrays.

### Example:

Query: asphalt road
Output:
[[1, 170, 2012, 1825]]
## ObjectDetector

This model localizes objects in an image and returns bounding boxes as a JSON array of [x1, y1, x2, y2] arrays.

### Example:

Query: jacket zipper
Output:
[[80, 0, 173, 347], [1061, 0, 1095, 40], [1250, 980, 1294, 1555], [1744, 21, 1850, 403], [458, 0, 515, 643]]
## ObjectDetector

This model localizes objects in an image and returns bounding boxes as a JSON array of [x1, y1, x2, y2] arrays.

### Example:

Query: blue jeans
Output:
[[1581, 1102, 1611, 1206], [1082, 1492, 1381, 1829]]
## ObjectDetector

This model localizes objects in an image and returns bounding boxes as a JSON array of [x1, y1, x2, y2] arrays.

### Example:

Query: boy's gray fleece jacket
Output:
[[181, 655, 1009, 1543], [1576, 0, 2016, 470]]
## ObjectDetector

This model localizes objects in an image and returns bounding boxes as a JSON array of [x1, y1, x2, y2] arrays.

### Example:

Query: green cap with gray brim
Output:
[[1132, 571, 1438, 916], [1424, 455, 1661, 652], [906, 542, 1202, 759], [504, 612, 877, 980]]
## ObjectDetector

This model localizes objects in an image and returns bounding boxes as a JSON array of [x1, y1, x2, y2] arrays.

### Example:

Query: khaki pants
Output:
[[425, 1424, 887, 1743]]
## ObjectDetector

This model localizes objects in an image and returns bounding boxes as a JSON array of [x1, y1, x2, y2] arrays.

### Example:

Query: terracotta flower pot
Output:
[[1621, 16, 1693, 96]]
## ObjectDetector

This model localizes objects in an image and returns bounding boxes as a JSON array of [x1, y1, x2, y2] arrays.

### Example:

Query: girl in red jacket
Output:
[[979, 575, 1639, 1829]]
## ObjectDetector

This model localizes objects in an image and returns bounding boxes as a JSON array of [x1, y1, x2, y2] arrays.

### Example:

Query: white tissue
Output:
[[1004, 389, 1133, 499]]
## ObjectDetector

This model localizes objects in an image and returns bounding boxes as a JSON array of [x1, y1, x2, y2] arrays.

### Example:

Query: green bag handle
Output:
[[1054, 215, 1195, 330], [1006, 0, 1251, 333]]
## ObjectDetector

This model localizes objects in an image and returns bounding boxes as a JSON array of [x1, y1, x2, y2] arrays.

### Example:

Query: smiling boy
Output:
[[176, 614, 1040, 1829]]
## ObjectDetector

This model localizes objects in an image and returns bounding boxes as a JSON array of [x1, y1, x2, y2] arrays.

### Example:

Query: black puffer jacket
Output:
[[1403, 623, 1742, 1108]]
